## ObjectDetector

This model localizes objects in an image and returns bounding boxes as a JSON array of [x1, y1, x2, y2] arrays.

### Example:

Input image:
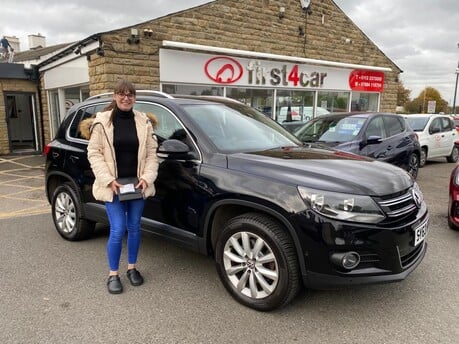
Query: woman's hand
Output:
[[110, 180, 123, 194], [136, 179, 148, 193]]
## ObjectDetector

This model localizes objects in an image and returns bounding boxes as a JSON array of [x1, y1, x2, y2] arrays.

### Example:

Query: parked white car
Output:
[[404, 114, 458, 167]]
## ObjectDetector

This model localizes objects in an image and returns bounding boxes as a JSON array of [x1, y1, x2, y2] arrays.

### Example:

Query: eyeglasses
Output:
[[116, 92, 135, 99]]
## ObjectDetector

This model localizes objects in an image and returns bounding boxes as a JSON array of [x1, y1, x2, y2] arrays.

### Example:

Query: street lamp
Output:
[[453, 43, 459, 115], [454, 63, 459, 115]]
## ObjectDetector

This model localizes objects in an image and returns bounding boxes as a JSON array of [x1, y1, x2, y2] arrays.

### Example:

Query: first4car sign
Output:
[[160, 49, 385, 92]]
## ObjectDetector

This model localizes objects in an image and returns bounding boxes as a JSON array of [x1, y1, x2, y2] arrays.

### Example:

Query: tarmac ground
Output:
[[0, 154, 50, 219]]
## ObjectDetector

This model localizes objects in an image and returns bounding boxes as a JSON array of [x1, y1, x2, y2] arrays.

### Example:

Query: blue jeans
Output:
[[105, 195, 145, 271]]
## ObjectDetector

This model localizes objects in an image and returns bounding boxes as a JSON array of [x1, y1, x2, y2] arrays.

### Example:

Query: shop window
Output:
[[226, 88, 274, 117], [275, 90, 316, 124], [351, 92, 379, 112], [317, 91, 349, 113], [162, 84, 223, 96]]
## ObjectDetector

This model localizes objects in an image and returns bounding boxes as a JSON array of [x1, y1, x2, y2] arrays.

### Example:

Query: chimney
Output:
[[28, 33, 46, 49], [5, 35, 20, 52]]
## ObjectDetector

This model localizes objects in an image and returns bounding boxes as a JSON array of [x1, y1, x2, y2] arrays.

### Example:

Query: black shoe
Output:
[[127, 268, 144, 286], [107, 275, 123, 294]]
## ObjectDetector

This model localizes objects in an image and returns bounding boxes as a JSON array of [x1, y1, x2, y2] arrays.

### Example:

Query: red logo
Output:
[[204, 56, 243, 84]]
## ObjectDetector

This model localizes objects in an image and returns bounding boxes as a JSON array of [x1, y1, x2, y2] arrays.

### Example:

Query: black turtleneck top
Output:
[[113, 108, 139, 178]]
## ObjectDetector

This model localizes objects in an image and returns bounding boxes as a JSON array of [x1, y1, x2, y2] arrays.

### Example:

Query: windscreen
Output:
[[183, 104, 301, 152], [295, 116, 366, 143], [404, 117, 429, 131]]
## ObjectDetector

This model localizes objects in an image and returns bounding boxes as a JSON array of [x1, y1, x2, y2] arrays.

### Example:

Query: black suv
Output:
[[45, 92, 429, 311]]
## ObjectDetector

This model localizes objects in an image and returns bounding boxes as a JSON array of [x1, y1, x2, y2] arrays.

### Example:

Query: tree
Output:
[[404, 87, 449, 114], [397, 80, 411, 107]]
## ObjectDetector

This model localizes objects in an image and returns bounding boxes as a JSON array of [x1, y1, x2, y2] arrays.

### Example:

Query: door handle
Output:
[[69, 155, 80, 163]]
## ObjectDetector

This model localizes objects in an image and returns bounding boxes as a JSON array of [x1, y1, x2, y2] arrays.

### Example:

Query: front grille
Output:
[[358, 252, 381, 269], [375, 188, 418, 220], [399, 242, 424, 268]]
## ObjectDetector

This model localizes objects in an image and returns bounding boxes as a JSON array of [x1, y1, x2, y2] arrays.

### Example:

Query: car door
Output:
[[427, 117, 445, 158], [359, 116, 389, 161], [381, 115, 413, 168], [134, 102, 204, 240], [439, 116, 456, 155], [359, 115, 408, 168], [67, 103, 109, 203]]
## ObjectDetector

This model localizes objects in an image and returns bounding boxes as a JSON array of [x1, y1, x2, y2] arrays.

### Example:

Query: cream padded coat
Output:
[[87, 110, 159, 202]]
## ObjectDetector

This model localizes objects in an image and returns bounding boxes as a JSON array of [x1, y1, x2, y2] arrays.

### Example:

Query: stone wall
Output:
[[87, 0, 400, 112]]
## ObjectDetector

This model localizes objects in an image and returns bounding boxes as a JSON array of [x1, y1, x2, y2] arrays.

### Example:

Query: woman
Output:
[[87, 79, 159, 294]]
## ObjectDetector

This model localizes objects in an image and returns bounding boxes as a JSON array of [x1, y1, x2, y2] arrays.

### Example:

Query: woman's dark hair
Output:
[[104, 79, 137, 121]]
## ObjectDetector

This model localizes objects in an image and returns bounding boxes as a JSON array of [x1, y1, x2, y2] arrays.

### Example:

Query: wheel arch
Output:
[[203, 199, 306, 275], [46, 171, 82, 205]]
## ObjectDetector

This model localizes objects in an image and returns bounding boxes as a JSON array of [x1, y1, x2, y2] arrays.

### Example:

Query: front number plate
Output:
[[414, 220, 428, 246]]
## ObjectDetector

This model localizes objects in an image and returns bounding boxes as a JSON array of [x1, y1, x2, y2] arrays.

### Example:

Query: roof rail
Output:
[[85, 90, 174, 101], [136, 90, 174, 98], [85, 92, 114, 101]]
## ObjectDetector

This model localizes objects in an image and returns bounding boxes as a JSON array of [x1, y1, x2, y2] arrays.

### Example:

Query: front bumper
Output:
[[303, 241, 427, 289], [292, 199, 429, 289]]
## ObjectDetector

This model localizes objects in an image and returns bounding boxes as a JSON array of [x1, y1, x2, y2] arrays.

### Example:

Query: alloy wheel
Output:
[[54, 191, 76, 234], [223, 231, 279, 299]]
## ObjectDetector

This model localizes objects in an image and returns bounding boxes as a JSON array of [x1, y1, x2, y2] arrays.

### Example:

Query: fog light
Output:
[[330, 252, 360, 270]]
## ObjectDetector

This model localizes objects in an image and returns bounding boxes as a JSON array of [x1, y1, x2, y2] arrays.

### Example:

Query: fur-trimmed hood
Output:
[[79, 111, 158, 140]]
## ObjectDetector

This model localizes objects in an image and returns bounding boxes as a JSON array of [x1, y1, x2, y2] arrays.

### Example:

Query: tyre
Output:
[[407, 152, 419, 179], [448, 218, 459, 231], [215, 212, 301, 311], [446, 145, 459, 163], [419, 148, 427, 167], [51, 183, 95, 241]]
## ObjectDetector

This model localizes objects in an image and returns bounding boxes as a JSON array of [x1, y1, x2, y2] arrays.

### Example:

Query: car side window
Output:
[[383, 116, 404, 137], [440, 117, 453, 131], [365, 117, 385, 139], [69, 106, 95, 139], [68, 103, 110, 140], [134, 102, 184, 141], [430, 118, 442, 134]]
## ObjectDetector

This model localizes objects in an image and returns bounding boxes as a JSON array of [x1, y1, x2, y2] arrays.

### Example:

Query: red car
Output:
[[448, 164, 459, 230]]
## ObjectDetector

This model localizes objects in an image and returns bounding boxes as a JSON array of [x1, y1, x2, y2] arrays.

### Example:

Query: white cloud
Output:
[[2, 0, 458, 103]]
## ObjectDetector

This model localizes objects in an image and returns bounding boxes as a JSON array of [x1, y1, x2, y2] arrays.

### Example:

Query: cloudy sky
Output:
[[2, 0, 458, 103]]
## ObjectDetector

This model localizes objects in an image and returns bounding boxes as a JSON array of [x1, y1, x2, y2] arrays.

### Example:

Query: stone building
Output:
[[0, 0, 401, 155]]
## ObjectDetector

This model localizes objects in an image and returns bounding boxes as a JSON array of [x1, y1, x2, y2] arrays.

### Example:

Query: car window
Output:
[[134, 102, 183, 140], [68, 103, 111, 140], [69, 106, 95, 139], [429, 118, 442, 134], [365, 117, 385, 139], [383, 116, 404, 137], [405, 117, 429, 131], [440, 117, 453, 131], [295, 116, 365, 143], [183, 104, 297, 152]]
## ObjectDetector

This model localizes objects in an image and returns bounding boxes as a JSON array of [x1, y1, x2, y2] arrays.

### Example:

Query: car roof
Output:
[[404, 114, 447, 118], [310, 112, 399, 120]]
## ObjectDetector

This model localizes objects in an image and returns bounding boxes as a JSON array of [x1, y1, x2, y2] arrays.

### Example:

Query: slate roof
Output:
[[13, 42, 74, 62]]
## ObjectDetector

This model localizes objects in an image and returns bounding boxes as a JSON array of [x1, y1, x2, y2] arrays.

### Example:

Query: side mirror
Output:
[[360, 135, 382, 148], [429, 127, 440, 134], [157, 139, 195, 160]]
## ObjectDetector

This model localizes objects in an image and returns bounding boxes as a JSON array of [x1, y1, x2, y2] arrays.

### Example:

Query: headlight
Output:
[[297, 186, 386, 223]]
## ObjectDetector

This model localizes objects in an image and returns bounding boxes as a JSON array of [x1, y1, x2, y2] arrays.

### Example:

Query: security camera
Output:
[[299, 0, 311, 10]]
